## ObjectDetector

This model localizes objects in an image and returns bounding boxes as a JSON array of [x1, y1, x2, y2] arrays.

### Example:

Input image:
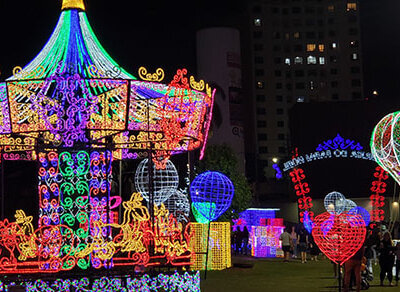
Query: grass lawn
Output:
[[200, 257, 395, 292]]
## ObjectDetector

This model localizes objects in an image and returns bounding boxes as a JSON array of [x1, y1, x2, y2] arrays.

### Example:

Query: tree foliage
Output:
[[196, 144, 252, 221]]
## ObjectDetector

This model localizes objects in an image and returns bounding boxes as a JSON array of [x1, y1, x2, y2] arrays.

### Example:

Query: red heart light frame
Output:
[[312, 212, 366, 265]]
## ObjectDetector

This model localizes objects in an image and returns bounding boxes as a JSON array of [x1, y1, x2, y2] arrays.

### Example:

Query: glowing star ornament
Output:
[[312, 212, 366, 265], [190, 171, 234, 222]]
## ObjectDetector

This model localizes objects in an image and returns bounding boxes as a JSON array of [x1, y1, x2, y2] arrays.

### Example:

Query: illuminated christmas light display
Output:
[[369, 166, 388, 222], [250, 224, 285, 258], [0, 193, 194, 274], [190, 222, 231, 270], [0, 271, 201, 292], [134, 158, 179, 205], [0, 0, 213, 288], [312, 211, 366, 265], [280, 133, 393, 224], [238, 208, 279, 229], [289, 167, 313, 223], [316, 133, 363, 152], [348, 206, 371, 226], [164, 190, 190, 223], [324, 191, 346, 215], [190, 171, 234, 222]]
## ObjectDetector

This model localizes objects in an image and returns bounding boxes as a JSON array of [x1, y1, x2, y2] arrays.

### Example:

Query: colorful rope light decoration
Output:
[[309, 192, 367, 265], [190, 222, 231, 270], [0, 271, 201, 292], [164, 190, 190, 223], [190, 171, 234, 222], [312, 212, 366, 265], [134, 158, 179, 205], [369, 112, 400, 222], [369, 166, 388, 222], [289, 168, 313, 223], [250, 224, 285, 258], [0, 2, 215, 287]]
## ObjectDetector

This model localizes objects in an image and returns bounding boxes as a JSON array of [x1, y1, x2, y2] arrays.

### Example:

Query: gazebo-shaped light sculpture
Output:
[[0, 0, 214, 276]]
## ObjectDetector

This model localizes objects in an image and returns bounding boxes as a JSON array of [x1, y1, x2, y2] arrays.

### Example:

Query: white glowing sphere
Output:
[[324, 191, 346, 215], [164, 190, 190, 222], [344, 199, 357, 212], [134, 159, 179, 205]]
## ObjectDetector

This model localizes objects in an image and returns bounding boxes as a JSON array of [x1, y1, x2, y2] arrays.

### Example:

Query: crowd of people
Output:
[[233, 222, 400, 291], [279, 223, 400, 291]]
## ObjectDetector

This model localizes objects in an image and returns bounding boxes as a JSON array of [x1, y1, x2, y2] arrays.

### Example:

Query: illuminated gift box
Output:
[[190, 222, 231, 270], [250, 224, 285, 258]]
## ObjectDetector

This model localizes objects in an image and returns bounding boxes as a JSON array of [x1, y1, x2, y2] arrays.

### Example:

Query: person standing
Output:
[[279, 227, 292, 262], [290, 226, 298, 258], [343, 246, 365, 292], [379, 231, 395, 286], [395, 241, 400, 286], [298, 227, 309, 263]]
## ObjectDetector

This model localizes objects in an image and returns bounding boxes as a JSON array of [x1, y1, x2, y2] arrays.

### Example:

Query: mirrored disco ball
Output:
[[134, 158, 179, 205], [190, 171, 234, 221], [324, 191, 346, 215]]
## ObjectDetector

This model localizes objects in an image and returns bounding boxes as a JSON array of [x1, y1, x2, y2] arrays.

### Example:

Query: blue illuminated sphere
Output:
[[190, 171, 234, 221], [348, 206, 371, 226]]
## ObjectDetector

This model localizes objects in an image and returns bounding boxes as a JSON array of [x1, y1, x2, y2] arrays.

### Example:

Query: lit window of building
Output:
[[307, 44, 316, 51], [256, 81, 265, 89], [285, 58, 291, 65], [293, 32, 300, 39], [254, 18, 262, 26], [319, 57, 325, 65], [318, 44, 325, 52], [307, 56, 317, 64], [351, 53, 358, 60], [294, 57, 303, 64], [310, 81, 315, 90], [331, 42, 337, 49], [328, 5, 334, 12], [347, 3, 357, 11], [297, 96, 305, 102], [350, 41, 358, 47]]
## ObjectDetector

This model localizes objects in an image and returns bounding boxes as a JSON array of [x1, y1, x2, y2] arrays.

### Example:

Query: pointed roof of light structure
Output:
[[7, 0, 134, 81], [0, 1, 214, 167]]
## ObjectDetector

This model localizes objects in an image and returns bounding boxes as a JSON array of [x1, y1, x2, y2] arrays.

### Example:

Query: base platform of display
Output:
[[0, 271, 200, 292]]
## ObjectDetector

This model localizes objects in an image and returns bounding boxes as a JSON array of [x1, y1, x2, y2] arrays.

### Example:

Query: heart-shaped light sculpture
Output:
[[312, 212, 366, 265], [371, 111, 400, 184]]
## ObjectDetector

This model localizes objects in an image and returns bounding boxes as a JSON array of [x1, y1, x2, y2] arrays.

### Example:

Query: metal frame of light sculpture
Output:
[[0, 0, 213, 283], [238, 208, 279, 229], [369, 166, 388, 222], [190, 222, 231, 270], [250, 224, 285, 258], [324, 191, 346, 215], [190, 171, 234, 222], [134, 158, 179, 205], [312, 212, 366, 265], [289, 167, 313, 223], [164, 190, 190, 223], [282, 130, 392, 223]]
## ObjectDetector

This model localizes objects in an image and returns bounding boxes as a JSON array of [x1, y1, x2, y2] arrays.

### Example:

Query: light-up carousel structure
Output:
[[0, 0, 214, 290]]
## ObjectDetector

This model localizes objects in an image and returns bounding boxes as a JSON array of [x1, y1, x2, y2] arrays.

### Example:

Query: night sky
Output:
[[0, 0, 399, 214], [0, 0, 399, 99]]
